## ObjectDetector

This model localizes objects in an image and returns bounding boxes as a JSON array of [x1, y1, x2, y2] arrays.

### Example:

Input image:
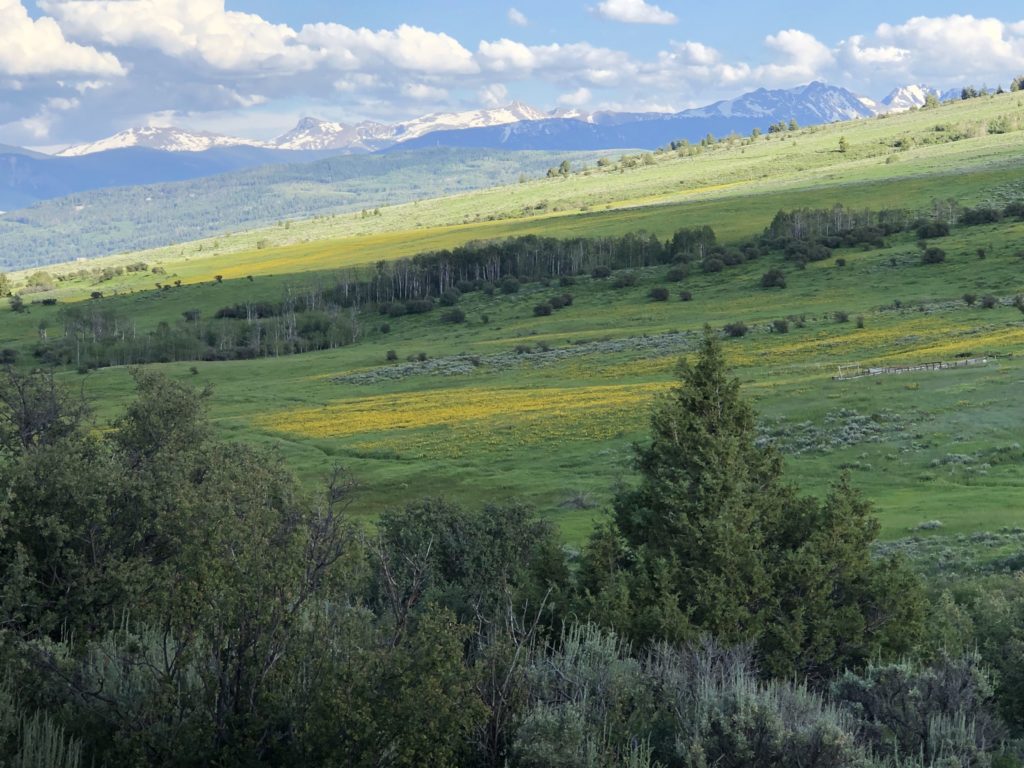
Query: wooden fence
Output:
[[833, 357, 989, 381]]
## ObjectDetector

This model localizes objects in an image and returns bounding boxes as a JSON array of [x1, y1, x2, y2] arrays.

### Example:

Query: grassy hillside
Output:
[[0, 148, 603, 269], [11, 89, 1024, 294], [3, 93, 1024, 544]]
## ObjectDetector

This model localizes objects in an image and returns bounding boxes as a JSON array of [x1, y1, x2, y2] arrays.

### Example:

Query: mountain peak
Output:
[[58, 126, 269, 156]]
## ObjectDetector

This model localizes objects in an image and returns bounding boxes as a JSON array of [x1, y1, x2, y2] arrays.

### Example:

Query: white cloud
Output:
[[507, 7, 528, 27], [402, 83, 448, 101], [300, 23, 478, 75], [41, 0, 311, 73], [478, 83, 509, 107], [874, 15, 1024, 78], [757, 29, 834, 84], [0, 0, 123, 77], [558, 87, 592, 106], [594, 0, 676, 25]]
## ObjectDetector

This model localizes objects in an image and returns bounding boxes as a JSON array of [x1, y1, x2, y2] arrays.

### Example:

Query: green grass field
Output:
[[3, 94, 1024, 545]]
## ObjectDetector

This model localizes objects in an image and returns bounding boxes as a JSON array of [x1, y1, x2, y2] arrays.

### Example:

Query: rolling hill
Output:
[[3, 90, 1023, 543]]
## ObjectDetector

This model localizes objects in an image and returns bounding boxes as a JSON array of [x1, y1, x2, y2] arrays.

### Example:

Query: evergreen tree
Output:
[[585, 327, 924, 676]]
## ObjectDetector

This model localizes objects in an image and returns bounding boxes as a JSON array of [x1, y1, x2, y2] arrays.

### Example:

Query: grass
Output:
[[4, 93, 1024, 545]]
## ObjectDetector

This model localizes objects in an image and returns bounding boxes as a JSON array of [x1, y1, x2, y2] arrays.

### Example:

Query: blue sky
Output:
[[2, 1, 1024, 148]]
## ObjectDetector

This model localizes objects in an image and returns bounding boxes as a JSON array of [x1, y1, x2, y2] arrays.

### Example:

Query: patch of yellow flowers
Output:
[[258, 382, 669, 459]]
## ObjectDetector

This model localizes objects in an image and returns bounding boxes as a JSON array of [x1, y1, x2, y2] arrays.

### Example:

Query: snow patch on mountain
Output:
[[58, 126, 270, 156]]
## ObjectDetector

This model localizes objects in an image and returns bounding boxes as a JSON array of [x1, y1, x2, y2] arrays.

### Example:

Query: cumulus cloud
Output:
[[507, 7, 528, 27], [558, 87, 592, 107], [594, 0, 676, 25], [40, 0, 311, 73], [299, 23, 478, 75], [757, 29, 834, 84], [478, 83, 509, 107], [0, 0, 123, 77], [874, 15, 1024, 79]]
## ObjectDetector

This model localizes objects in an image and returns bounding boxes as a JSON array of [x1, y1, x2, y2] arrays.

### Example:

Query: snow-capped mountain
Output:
[[394, 101, 548, 142], [58, 126, 271, 156], [272, 117, 394, 152], [881, 85, 940, 112], [681, 82, 875, 123], [52, 81, 987, 159]]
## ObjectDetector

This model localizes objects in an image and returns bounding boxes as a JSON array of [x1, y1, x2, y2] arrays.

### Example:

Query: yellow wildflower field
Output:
[[258, 382, 670, 458]]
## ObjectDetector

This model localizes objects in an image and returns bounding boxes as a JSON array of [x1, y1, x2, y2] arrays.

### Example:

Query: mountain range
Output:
[[0, 81, 963, 213]]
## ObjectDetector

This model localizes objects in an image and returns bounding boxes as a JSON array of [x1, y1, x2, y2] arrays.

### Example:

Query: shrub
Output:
[[439, 288, 461, 306], [916, 220, 950, 239], [835, 311, 850, 323], [960, 207, 1002, 226], [724, 321, 748, 338], [455, 280, 476, 293], [405, 299, 434, 314], [441, 308, 466, 324], [760, 268, 787, 289], [386, 350, 398, 361], [835, 258, 847, 267], [679, 290, 693, 302], [591, 265, 611, 279], [773, 319, 790, 334], [856, 315, 865, 329], [981, 294, 998, 309], [379, 323, 391, 334], [387, 303, 408, 318], [500, 277, 521, 294], [559, 275, 577, 287], [921, 247, 946, 264], [963, 293, 977, 306], [701, 258, 725, 273], [665, 267, 688, 282], [648, 287, 669, 301], [533, 303, 553, 317], [612, 272, 637, 288]]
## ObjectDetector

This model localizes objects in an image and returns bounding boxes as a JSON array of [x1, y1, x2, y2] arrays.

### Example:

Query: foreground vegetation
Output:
[[1, 340, 1022, 766]]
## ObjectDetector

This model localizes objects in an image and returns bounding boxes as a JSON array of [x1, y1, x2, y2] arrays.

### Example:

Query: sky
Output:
[[2, 0, 1024, 149]]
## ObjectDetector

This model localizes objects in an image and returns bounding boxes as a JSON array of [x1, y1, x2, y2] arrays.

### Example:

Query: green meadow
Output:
[[4, 93, 1024, 544]]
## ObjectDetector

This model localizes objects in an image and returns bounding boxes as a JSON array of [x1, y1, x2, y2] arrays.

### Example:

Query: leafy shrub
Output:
[[856, 315, 865, 329], [963, 293, 977, 306], [439, 288, 461, 306], [387, 303, 408, 318], [960, 207, 1002, 226], [916, 220, 950, 239], [405, 299, 434, 314], [724, 321, 748, 337], [591, 265, 612, 279], [559, 275, 577, 287], [665, 267, 688, 282], [612, 272, 637, 288], [648, 287, 669, 301], [701, 257, 725, 273], [981, 294, 998, 309], [533, 303, 553, 317], [834, 311, 850, 323], [441, 308, 466, 324], [679, 290, 693, 302], [760, 268, 787, 289], [921, 247, 946, 264], [500, 277, 521, 294], [379, 323, 391, 334], [773, 319, 790, 334], [386, 350, 398, 361], [835, 258, 847, 267]]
